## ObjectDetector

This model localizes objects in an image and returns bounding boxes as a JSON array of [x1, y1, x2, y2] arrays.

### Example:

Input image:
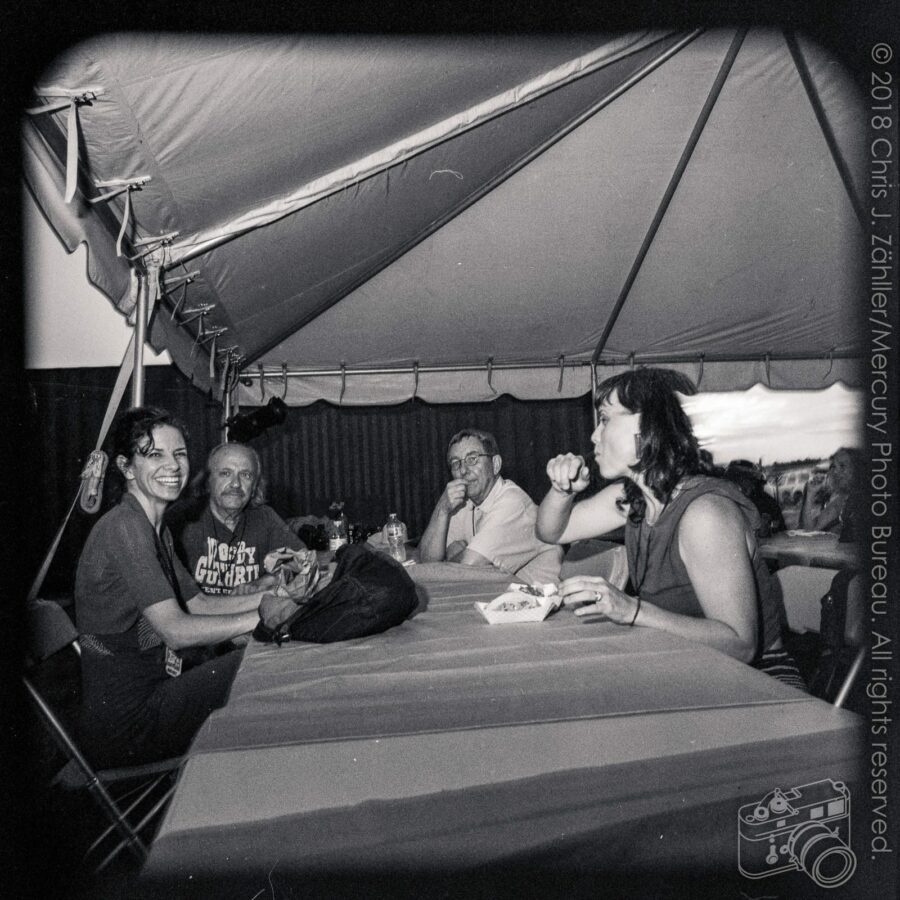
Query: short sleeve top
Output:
[[624, 476, 785, 655], [75, 493, 199, 635], [167, 503, 304, 595], [446, 476, 562, 580]]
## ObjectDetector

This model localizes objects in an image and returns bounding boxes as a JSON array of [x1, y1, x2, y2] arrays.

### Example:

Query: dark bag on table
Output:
[[253, 543, 418, 645]]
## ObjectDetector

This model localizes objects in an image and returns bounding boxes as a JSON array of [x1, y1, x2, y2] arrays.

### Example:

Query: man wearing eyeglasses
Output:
[[419, 429, 562, 584]]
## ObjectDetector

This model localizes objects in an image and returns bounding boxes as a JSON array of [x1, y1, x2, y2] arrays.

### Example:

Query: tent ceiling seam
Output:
[[240, 30, 704, 368], [784, 30, 867, 231], [166, 32, 672, 268], [591, 28, 747, 366]]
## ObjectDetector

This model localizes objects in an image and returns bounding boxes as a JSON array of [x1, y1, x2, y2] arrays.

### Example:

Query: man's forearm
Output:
[[418, 506, 452, 562], [187, 590, 264, 615]]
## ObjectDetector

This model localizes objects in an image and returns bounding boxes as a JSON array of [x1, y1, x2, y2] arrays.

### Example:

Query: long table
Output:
[[141, 568, 863, 899]]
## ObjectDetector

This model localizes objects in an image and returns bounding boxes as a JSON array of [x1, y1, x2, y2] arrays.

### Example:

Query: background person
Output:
[[167, 442, 304, 597], [75, 408, 268, 767], [724, 459, 785, 537], [419, 428, 561, 584], [799, 447, 862, 541], [536, 368, 802, 687]]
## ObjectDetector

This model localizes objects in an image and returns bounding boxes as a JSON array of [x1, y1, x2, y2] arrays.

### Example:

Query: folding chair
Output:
[[814, 570, 866, 710], [774, 567, 865, 709], [24, 598, 181, 873]]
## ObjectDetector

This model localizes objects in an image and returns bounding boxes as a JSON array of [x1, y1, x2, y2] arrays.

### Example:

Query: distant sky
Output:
[[24, 189, 862, 466], [683, 383, 863, 466]]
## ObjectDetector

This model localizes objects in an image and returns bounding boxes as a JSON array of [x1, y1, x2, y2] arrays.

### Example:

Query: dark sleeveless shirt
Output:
[[624, 476, 785, 657]]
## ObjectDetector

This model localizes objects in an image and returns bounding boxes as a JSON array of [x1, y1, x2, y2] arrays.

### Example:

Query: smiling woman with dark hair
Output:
[[537, 368, 802, 688], [74, 407, 269, 767]]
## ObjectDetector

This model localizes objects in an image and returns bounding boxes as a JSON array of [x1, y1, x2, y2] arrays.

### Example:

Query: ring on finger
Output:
[[593, 589, 603, 603]]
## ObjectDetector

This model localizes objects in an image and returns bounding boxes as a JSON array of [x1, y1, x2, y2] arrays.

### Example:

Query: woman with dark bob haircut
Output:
[[75, 407, 268, 767], [537, 368, 802, 687]]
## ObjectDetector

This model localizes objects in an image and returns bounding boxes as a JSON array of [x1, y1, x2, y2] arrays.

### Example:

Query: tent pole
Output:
[[591, 28, 747, 368], [784, 31, 867, 230], [590, 364, 598, 428], [591, 350, 859, 365], [131, 271, 148, 407], [239, 348, 860, 383], [244, 360, 595, 379]]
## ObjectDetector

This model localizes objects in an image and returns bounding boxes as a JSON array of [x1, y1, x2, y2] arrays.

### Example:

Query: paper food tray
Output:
[[475, 583, 562, 624]]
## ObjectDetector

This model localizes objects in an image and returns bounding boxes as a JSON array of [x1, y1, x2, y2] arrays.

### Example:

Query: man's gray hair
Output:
[[187, 441, 267, 507], [447, 429, 499, 457]]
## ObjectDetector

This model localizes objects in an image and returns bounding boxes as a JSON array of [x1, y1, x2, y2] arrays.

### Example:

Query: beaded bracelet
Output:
[[628, 595, 642, 627]]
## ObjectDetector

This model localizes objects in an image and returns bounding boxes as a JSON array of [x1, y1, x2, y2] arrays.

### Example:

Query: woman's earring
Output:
[[633, 434, 642, 457]]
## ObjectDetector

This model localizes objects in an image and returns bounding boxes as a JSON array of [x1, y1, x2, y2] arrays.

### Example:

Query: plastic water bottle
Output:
[[327, 501, 349, 552], [383, 512, 408, 563]]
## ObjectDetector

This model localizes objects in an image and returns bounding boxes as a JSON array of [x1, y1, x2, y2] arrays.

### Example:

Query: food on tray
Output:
[[491, 595, 542, 612], [476, 582, 562, 624], [507, 582, 560, 598]]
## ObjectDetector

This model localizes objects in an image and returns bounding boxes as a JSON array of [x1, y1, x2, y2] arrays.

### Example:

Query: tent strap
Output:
[[26, 337, 136, 604], [25, 86, 104, 202], [27, 267, 161, 602], [88, 176, 152, 257]]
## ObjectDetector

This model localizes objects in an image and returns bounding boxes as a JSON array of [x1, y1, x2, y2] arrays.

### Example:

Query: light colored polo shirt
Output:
[[446, 476, 562, 584]]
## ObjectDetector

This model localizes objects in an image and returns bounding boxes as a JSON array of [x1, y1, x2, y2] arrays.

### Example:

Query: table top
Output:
[[144, 574, 863, 897], [759, 530, 860, 570]]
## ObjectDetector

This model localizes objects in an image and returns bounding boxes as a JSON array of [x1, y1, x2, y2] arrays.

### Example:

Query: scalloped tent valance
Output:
[[23, 28, 865, 404]]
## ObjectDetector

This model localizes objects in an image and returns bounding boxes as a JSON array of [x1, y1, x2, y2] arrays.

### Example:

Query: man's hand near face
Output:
[[420, 480, 470, 562], [438, 479, 468, 516]]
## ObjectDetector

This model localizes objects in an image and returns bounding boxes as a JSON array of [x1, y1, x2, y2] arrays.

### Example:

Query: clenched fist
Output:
[[546, 453, 591, 495]]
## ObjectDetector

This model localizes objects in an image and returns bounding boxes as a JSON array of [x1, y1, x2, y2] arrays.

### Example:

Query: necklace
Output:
[[210, 508, 246, 547], [633, 517, 653, 593]]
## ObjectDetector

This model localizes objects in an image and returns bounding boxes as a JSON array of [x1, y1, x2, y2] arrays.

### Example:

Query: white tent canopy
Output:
[[23, 28, 865, 405]]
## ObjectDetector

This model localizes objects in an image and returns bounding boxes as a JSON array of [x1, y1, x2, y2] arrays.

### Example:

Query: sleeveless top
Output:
[[624, 476, 785, 658]]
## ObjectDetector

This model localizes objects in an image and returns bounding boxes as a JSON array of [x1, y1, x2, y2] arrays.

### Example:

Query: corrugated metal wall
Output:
[[251, 391, 596, 532], [25, 366, 593, 593]]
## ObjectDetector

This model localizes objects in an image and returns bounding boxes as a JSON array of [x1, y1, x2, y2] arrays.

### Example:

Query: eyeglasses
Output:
[[448, 452, 491, 473]]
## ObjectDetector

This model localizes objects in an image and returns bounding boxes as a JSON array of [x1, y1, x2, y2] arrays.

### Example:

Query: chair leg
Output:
[[23, 676, 147, 866], [86, 774, 172, 867], [88, 770, 178, 872], [833, 646, 866, 709]]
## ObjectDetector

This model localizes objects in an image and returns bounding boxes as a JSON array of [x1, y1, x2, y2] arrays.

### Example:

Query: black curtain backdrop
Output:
[[24, 366, 594, 596]]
